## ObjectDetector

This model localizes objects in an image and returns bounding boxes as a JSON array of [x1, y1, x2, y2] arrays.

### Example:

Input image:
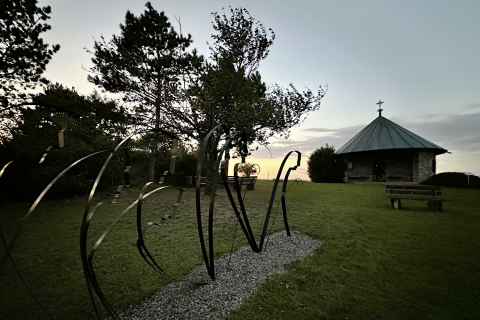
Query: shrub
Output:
[[307, 144, 346, 183], [0, 134, 123, 201], [237, 163, 259, 177], [421, 172, 480, 189]]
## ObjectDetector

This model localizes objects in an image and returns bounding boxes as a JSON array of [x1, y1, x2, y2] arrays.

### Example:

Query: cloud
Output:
[[251, 125, 365, 158], [393, 112, 480, 153], [249, 109, 480, 175], [463, 101, 480, 112], [301, 126, 363, 139]]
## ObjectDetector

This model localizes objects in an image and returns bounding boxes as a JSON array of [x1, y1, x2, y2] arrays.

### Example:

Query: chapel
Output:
[[335, 101, 448, 183]]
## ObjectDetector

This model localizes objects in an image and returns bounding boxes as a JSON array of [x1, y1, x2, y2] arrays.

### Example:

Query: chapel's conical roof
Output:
[[335, 115, 448, 155]]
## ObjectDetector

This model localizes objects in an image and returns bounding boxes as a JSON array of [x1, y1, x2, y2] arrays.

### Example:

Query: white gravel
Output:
[[114, 231, 322, 320]]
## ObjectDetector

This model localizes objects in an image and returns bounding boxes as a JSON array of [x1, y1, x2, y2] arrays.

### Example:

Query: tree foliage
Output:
[[87, 2, 204, 181], [87, 2, 202, 134], [189, 7, 326, 152], [0, 0, 60, 142], [209, 7, 274, 79], [0, 85, 128, 199], [30, 84, 129, 138], [237, 162, 259, 177], [307, 144, 346, 183], [0, 0, 60, 103], [87, 4, 326, 185]]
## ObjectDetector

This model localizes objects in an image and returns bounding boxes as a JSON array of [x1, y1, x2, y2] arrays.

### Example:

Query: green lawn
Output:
[[1, 181, 479, 319]]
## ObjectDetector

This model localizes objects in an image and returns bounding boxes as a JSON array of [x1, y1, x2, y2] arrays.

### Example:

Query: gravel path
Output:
[[114, 231, 322, 320]]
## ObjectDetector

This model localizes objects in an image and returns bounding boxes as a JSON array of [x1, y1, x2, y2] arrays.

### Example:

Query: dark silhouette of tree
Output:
[[189, 7, 326, 155], [307, 144, 346, 183], [186, 7, 326, 194], [0, 84, 128, 199], [87, 2, 203, 180], [87, 4, 326, 184], [0, 0, 60, 141]]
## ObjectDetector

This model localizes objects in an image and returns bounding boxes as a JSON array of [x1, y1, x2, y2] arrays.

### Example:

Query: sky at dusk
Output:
[[37, 0, 480, 180]]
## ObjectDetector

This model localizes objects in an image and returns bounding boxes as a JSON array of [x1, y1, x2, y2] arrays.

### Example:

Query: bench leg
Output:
[[428, 200, 442, 212], [392, 199, 401, 209], [427, 200, 433, 210]]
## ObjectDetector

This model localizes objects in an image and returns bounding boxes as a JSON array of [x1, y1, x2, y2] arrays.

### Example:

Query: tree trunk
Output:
[[204, 148, 221, 196], [203, 155, 214, 195], [148, 102, 161, 182], [148, 149, 156, 182]]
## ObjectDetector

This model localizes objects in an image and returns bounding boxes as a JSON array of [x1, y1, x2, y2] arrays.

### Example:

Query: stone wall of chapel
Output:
[[342, 153, 374, 182], [341, 150, 415, 182], [383, 151, 413, 181], [415, 151, 436, 183]]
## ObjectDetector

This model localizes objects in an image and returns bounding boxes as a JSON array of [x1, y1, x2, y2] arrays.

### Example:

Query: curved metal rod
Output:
[[81, 131, 181, 318], [85, 197, 136, 317], [204, 130, 234, 279], [220, 160, 258, 252], [220, 151, 301, 252], [0, 161, 54, 319], [136, 184, 200, 283], [258, 150, 301, 251], [80, 136, 132, 319], [135, 183, 161, 272], [83, 201, 111, 317], [195, 125, 221, 279], [0, 150, 107, 273], [233, 163, 259, 251], [280, 159, 302, 237], [0, 161, 13, 178], [195, 124, 234, 280], [84, 183, 164, 316], [137, 197, 208, 284], [84, 183, 194, 318], [135, 183, 173, 274]]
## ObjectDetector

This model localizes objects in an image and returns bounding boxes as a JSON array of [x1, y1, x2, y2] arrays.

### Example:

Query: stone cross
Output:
[[376, 100, 384, 116]]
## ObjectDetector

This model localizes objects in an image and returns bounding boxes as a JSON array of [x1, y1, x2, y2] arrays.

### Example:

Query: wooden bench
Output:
[[226, 176, 258, 190], [385, 184, 447, 212], [194, 176, 258, 190], [193, 176, 218, 187]]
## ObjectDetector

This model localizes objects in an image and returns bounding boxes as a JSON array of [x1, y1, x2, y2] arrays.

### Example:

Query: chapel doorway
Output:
[[373, 159, 386, 182]]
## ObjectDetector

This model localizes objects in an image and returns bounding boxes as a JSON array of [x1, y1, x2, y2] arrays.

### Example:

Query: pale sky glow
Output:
[[37, 0, 480, 180]]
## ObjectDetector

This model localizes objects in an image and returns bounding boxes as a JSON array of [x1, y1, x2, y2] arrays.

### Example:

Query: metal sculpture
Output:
[[0, 152, 106, 320], [78, 131, 195, 319], [79, 136, 132, 318], [195, 125, 302, 280], [222, 150, 301, 251], [0, 123, 303, 319], [136, 183, 186, 276]]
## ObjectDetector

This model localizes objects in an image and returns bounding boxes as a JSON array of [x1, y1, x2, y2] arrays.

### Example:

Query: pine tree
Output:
[[0, 0, 60, 141], [87, 2, 202, 180]]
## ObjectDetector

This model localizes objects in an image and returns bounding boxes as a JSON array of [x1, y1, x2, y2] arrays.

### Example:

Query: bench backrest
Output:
[[385, 185, 442, 196], [227, 176, 257, 185]]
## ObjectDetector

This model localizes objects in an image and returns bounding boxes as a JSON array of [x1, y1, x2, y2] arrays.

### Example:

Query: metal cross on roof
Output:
[[376, 100, 384, 117]]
